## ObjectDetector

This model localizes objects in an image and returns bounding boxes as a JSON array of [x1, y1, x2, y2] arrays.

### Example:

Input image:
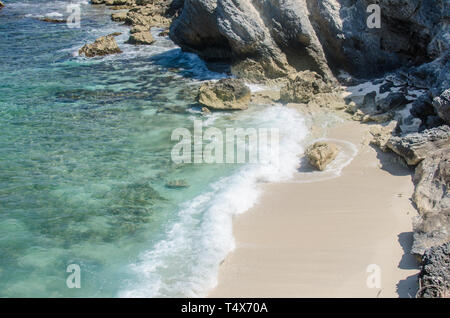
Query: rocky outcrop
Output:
[[127, 31, 155, 45], [386, 126, 450, 166], [111, 11, 128, 22], [369, 121, 398, 152], [170, 0, 449, 83], [280, 71, 332, 104], [417, 243, 450, 298], [79, 34, 123, 57], [413, 147, 450, 215], [197, 78, 251, 110], [0, 1, 4, 9], [305, 141, 339, 171], [433, 89, 450, 124], [413, 210, 450, 257]]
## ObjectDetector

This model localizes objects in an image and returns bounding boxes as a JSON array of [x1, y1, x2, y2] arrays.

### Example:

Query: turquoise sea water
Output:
[[0, 0, 311, 297]]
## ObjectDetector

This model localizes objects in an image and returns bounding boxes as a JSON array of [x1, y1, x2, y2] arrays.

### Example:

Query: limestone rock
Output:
[[197, 78, 251, 111], [413, 147, 450, 214], [170, 0, 449, 84], [386, 126, 450, 166], [79, 34, 123, 57], [130, 25, 150, 34], [412, 211, 450, 257], [416, 243, 450, 298], [369, 121, 398, 152], [305, 141, 339, 171], [280, 71, 332, 104], [127, 31, 155, 45], [111, 11, 128, 22]]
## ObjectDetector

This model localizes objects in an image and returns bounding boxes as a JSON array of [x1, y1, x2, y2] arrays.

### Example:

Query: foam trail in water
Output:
[[118, 106, 309, 297]]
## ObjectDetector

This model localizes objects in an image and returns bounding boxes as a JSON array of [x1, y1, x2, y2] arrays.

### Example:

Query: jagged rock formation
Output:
[[79, 34, 123, 57], [386, 126, 450, 166], [280, 71, 332, 103], [127, 30, 155, 44], [170, 0, 449, 84], [433, 89, 450, 124], [413, 147, 450, 214], [417, 242, 450, 298], [305, 141, 339, 171], [197, 78, 251, 110]]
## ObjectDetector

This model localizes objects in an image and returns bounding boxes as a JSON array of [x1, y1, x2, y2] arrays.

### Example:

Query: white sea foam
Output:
[[118, 106, 309, 297]]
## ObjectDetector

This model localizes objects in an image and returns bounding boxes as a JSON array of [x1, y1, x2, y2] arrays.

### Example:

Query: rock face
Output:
[[413, 210, 450, 257], [417, 243, 450, 298], [79, 34, 123, 57], [280, 71, 332, 103], [369, 121, 398, 151], [127, 31, 155, 45], [413, 147, 450, 215], [386, 126, 450, 166], [197, 78, 251, 110], [170, 0, 449, 82], [433, 89, 450, 124], [305, 142, 339, 171]]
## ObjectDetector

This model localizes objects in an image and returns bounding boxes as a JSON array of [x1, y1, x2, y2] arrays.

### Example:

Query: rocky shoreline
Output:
[[84, 0, 449, 297]]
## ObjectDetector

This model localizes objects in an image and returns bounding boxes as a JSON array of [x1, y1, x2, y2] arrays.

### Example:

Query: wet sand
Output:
[[209, 120, 421, 298]]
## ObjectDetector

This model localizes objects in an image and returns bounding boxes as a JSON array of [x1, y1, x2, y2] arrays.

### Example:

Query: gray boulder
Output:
[[376, 92, 409, 113], [433, 89, 450, 124]]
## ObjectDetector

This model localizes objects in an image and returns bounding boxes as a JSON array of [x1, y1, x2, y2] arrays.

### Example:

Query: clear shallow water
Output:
[[0, 0, 310, 297]]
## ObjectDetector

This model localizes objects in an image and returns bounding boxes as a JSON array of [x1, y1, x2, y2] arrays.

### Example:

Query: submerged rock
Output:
[[197, 78, 251, 111], [417, 242, 450, 298], [305, 141, 339, 171], [280, 71, 332, 104], [39, 17, 67, 23], [79, 34, 122, 57], [165, 180, 189, 189], [386, 126, 450, 166], [127, 31, 155, 45]]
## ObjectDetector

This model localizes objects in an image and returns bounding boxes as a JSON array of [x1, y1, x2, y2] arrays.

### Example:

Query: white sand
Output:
[[209, 120, 421, 298]]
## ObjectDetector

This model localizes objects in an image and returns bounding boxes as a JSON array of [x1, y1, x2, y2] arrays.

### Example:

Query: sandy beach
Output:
[[209, 118, 422, 298]]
